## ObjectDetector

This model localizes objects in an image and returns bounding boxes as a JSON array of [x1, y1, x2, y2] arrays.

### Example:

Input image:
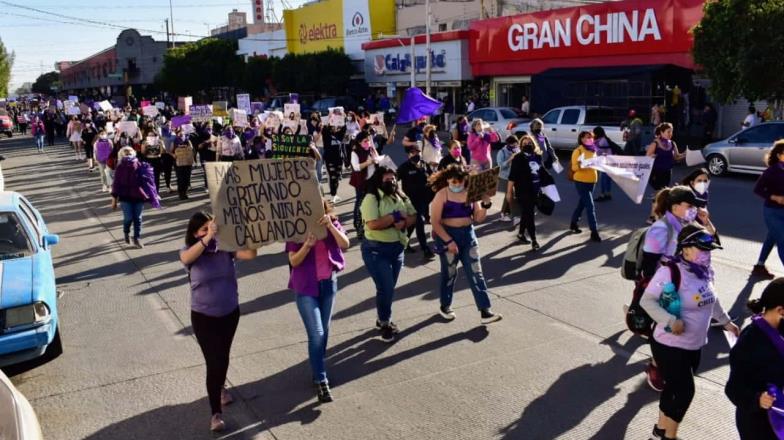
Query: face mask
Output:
[[693, 181, 709, 194], [507, 144, 519, 151], [410, 154, 421, 164], [123, 152, 136, 160], [100, 135, 108, 140], [451, 149, 462, 158], [693, 249, 711, 267], [448, 184, 464, 193], [361, 141, 371, 150], [531, 127, 541, 135], [381, 181, 397, 195], [684, 207, 698, 223]]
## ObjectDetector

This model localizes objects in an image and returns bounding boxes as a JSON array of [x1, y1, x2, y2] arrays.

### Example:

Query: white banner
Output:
[[581, 155, 654, 204]]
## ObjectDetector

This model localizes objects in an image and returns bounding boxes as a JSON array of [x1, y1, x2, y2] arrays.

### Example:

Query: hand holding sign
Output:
[[465, 167, 500, 203]]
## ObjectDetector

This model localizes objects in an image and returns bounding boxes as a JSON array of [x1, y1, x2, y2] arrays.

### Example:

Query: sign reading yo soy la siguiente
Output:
[[206, 158, 327, 250], [272, 134, 312, 159]]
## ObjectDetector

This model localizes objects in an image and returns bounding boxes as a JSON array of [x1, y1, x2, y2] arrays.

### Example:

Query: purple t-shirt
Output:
[[184, 247, 239, 317], [285, 220, 346, 297]]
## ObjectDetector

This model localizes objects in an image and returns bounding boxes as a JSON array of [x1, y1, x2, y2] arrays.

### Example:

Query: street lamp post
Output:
[[169, 0, 175, 47], [425, 0, 432, 95]]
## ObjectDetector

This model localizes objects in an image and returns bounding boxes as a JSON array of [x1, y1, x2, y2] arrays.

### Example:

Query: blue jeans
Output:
[[120, 201, 144, 240], [35, 134, 45, 150], [435, 225, 492, 311], [758, 234, 776, 264], [295, 273, 337, 384], [361, 240, 404, 323], [763, 206, 784, 266], [571, 181, 598, 232], [599, 172, 612, 194]]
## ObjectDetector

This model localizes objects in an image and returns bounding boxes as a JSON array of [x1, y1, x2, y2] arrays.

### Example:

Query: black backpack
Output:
[[625, 261, 680, 337]]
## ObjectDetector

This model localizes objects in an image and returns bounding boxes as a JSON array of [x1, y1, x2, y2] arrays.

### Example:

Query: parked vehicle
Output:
[[0, 112, 13, 138], [539, 106, 627, 150], [310, 96, 359, 116], [466, 107, 529, 141], [0, 192, 61, 368], [702, 122, 784, 176], [0, 369, 43, 440]]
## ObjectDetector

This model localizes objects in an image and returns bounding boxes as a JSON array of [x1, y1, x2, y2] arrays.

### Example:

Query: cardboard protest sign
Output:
[[205, 158, 327, 250], [581, 155, 653, 204], [79, 103, 91, 115], [105, 121, 115, 134], [155, 101, 165, 110], [328, 107, 345, 126], [116, 121, 139, 137], [171, 115, 192, 129], [190, 105, 213, 122], [251, 102, 264, 114], [212, 101, 229, 117], [181, 123, 195, 135], [284, 103, 301, 120], [178, 96, 192, 114], [263, 111, 283, 129], [142, 105, 159, 117], [271, 134, 312, 159], [465, 167, 500, 203], [65, 105, 81, 116], [236, 94, 251, 114], [98, 100, 112, 112], [68, 95, 78, 103], [229, 109, 248, 127]]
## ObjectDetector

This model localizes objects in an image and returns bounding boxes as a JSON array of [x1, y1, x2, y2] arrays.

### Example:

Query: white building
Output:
[[237, 29, 288, 60]]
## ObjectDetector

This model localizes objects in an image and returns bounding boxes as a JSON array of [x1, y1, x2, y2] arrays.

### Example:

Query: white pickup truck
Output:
[[539, 106, 628, 150]]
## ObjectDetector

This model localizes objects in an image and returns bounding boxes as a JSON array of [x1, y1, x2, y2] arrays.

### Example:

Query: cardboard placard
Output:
[[79, 103, 91, 115], [465, 167, 500, 203], [212, 101, 229, 117], [105, 121, 115, 134], [328, 107, 345, 126], [230, 109, 249, 127], [205, 158, 327, 250], [98, 100, 112, 112], [190, 105, 213, 122], [155, 101, 165, 110], [68, 95, 78, 103], [142, 105, 159, 117], [171, 115, 192, 129], [271, 134, 312, 159], [284, 103, 301, 120], [181, 123, 195, 135], [116, 121, 139, 137], [178, 96, 192, 114], [236, 94, 251, 114], [263, 111, 283, 129], [66, 105, 81, 116], [251, 101, 264, 115], [140, 100, 151, 108]]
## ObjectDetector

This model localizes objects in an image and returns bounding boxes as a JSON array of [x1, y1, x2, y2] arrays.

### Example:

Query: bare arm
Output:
[[645, 142, 657, 157], [430, 190, 451, 241], [288, 236, 315, 268], [236, 249, 258, 260]]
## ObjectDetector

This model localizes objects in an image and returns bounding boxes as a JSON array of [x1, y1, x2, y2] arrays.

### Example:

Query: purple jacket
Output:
[[285, 220, 346, 297], [111, 157, 161, 208]]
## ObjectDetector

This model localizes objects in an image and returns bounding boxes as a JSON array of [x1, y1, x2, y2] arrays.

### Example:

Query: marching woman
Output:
[[754, 140, 784, 272], [497, 135, 520, 223], [451, 115, 471, 163], [438, 140, 468, 171], [173, 130, 195, 200], [66, 115, 83, 160], [641, 224, 739, 440], [345, 112, 361, 169], [287, 200, 350, 403], [322, 124, 347, 204], [179, 212, 258, 432], [467, 119, 500, 171], [430, 164, 503, 324], [726, 278, 784, 440], [360, 166, 417, 342], [569, 131, 601, 242], [141, 129, 166, 193], [507, 134, 553, 250], [349, 131, 379, 239], [31, 117, 46, 152], [422, 124, 443, 169], [82, 117, 98, 172], [646, 122, 685, 223], [218, 127, 244, 161], [93, 129, 114, 192], [111, 147, 160, 249]]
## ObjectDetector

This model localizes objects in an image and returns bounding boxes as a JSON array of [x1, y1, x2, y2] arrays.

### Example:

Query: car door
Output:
[[729, 124, 780, 172], [558, 108, 582, 148], [541, 109, 562, 147]]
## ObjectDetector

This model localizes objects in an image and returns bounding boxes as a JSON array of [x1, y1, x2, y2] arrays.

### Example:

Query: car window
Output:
[[0, 213, 32, 259], [738, 124, 783, 144], [18, 200, 41, 244], [542, 110, 561, 125], [561, 109, 580, 125], [483, 110, 498, 122], [500, 109, 521, 119]]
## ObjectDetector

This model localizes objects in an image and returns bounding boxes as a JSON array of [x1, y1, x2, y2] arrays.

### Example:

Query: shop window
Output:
[[438, 23, 447, 32], [561, 109, 580, 125]]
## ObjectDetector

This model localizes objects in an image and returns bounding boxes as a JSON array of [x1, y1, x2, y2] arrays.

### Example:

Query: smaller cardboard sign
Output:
[[98, 100, 112, 112], [142, 105, 159, 117], [212, 101, 229, 117], [236, 93, 251, 114], [190, 105, 213, 122], [105, 121, 115, 134], [328, 107, 345, 126], [284, 103, 301, 120], [116, 121, 139, 137], [230, 109, 248, 127], [140, 100, 151, 108], [181, 123, 195, 135], [155, 101, 165, 110], [263, 111, 283, 129], [68, 95, 78, 103], [66, 106, 81, 116], [251, 101, 264, 114], [465, 167, 500, 203], [178, 96, 192, 114], [271, 134, 312, 159]]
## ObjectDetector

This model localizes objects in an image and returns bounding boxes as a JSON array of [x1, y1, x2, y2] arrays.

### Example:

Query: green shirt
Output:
[[360, 190, 417, 245]]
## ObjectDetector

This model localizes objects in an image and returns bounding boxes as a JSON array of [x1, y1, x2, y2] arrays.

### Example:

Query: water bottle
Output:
[[659, 282, 681, 333]]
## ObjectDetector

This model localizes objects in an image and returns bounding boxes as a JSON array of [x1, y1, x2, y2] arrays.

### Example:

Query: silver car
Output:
[[467, 107, 530, 141], [0, 370, 43, 440], [702, 122, 784, 176]]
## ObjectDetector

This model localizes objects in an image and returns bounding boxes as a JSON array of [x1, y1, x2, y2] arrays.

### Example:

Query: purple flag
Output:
[[171, 115, 192, 129], [396, 87, 443, 124]]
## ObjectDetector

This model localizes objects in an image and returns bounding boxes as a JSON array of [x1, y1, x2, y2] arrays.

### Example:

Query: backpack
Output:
[[626, 261, 680, 337], [620, 220, 674, 281]]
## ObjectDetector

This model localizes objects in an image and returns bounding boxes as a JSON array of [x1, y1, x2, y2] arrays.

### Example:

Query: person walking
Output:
[[507, 134, 553, 250], [111, 146, 160, 248], [641, 224, 739, 440], [66, 116, 83, 160], [286, 201, 349, 403], [173, 130, 195, 200], [530, 118, 558, 171], [422, 124, 443, 169], [218, 127, 244, 162], [451, 115, 471, 163], [307, 112, 324, 182], [726, 278, 784, 440], [141, 130, 165, 193], [93, 130, 114, 192], [569, 131, 601, 242], [44, 111, 56, 147], [754, 140, 784, 272], [31, 117, 46, 153], [360, 166, 416, 342], [497, 135, 520, 223], [439, 140, 468, 171], [349, 132, 378, 239], [82, 117, 98, 172], [647, 123, 685, 192], [179, 212, 258, 432], [430, 164, 503, 324], [467, 119, 499, 171], [322, 124, 347, 204], [397, 143, 435, 260]]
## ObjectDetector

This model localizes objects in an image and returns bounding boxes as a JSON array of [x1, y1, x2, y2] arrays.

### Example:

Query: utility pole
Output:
[[169, 0, 175, 47], [425, 0, 432, 95], [410, 36, 415, 89], [165, 19, 170, 47]]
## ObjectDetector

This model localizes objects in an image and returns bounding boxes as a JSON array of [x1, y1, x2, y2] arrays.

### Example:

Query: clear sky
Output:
[[1, 0, 309, 93]]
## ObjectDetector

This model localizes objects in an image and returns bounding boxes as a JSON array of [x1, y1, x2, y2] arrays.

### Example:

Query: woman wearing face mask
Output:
[[173, 130, 195, 200], [497, 135, 521, 223], [680, 168, 719, 235], [529, 118, 558, 171], [439, 140, 468, 171], [451, 115, 471, 163], [726, 278, 784, 440], [569, 131, 601, 242], [179, 212, 258, 432], [754, 140, 784, 274], [349, 132, 379, 239], [111, 147, 160, 249], [360, 167, 417, 343], [430, 164, 503, 325], [467, 119, 500, 172], [197, 125, 218, 191], [641, 224, 739, 440], [219, 127, 244, 161], [93, 129, 114, 192], [66, 116, 84, 161], [287, 200, 349, 404], [82, 118, 98, 172], [345, 112, 361, 169], [507, 135, 553, 250], [422, 125, 443, 169], [321, 124, 347, 204], [307, 112, 325, 182], [397, 143, 435, 260], [141, 129, 166, 193]]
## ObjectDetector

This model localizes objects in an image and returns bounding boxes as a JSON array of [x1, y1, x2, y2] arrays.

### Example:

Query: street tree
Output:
[[155, 38, 244, 97], [32, 71, 61, 95], [693, 0, 784, 103], [0, 37, 14, 97]]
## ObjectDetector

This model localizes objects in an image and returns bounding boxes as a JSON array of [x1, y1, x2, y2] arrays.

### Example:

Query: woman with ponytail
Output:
[[726, 278, 784, 439]]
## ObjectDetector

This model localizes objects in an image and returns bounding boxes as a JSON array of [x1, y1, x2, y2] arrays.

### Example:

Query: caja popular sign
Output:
[[469, 0, 704, 76]]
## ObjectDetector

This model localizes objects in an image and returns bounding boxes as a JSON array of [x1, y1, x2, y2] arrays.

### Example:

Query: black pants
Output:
[[651, 338, 700, 423], [736, 407, 777, 440], [46, 129, 55, 146], [146, 157, 162, 192], [407, 199, 430, 251], [517, 195, 537, 241], [191, 307, 240, 415], [176, 165, 192, 199], [161, 154, 174, 188], [649, 170, 672, 191], [342, 143, 352, 169], [201, 150, 216, 188], [354, 188, 365, 238], [327, 160, 342, 196]]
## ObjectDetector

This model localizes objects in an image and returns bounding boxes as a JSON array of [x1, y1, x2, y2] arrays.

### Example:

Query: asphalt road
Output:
[[1, 132, 778, 440]]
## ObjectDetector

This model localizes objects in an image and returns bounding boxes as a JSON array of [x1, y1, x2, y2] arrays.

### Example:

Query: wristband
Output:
[[392, 210, 404, 223], [443, 239, 453, 246]]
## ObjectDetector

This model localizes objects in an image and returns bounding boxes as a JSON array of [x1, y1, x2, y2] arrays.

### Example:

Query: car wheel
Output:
[[44, 326, 63, 360], [707, 154, 728, 176], [5, 132, 11, 138]]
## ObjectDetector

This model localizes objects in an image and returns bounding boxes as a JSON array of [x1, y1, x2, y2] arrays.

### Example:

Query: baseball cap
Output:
[[667, 186, 698, 207], [678, 224, 722, 251]]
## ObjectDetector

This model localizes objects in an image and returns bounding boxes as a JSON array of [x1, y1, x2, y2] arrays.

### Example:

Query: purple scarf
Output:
[[672, 255, 714, 282], [753, 315, 784, 439], [658, 138, 674, 151]]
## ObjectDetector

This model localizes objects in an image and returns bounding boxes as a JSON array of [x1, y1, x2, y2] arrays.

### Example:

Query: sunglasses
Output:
[[681, 230, 716, 248]]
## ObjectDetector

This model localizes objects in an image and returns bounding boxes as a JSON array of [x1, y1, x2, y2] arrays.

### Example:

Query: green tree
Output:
[[272, 49, 354, 96], [693, 0, 784, 103], [242, 56, 276, 98], [31, 71, 60, 95], [155, 38, 245, 97], [0, 37, 14, 97]]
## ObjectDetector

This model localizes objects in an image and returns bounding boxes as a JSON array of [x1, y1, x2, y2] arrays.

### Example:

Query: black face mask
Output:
[[410, 155, 421, 164], [531, 128, 541, 135], [381, 181, 397, 195]]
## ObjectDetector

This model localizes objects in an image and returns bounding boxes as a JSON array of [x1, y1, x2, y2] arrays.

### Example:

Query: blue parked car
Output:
[[0, 191, 61, 367]]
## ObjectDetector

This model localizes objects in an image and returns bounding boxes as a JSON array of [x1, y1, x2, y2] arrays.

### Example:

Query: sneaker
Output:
[[517, 233, 531, 245], [380, 324, 396, 343], [405, 245, 416, 254], [499, 213, 512, 222], [752, 264, 775, 279], [531, 240, 540, 251], [512, 217, 521, 227], [124, 235, 131, 245], [569, 223, 582, 234], [101, 185, 108, 193], [210, 414, 226, 432], [480, 309, 503, 325], [332, 195, 341, 204], [132, 238, 144, 249], [439, 305, 456, 321], [590, 231, 602, 242], [645, 362, 664, 392], [375, 320, 399, 333], [651, 424, 666, 439], [423, 249, 436, 260], [221, 388, 234, 407], [316, 381, 333, 403]]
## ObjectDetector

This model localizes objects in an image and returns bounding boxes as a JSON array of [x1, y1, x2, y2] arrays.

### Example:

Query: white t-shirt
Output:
[[742, 113, 758, 129]]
